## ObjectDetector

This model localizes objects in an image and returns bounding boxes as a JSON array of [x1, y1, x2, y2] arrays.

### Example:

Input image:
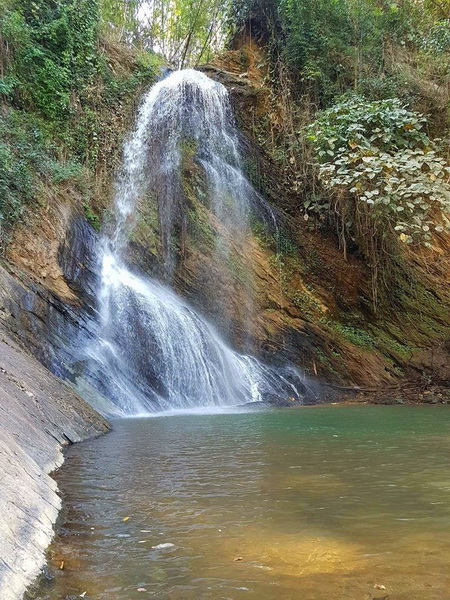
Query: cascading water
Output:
[[86, 69, 312, 416], [113, 69, 258, 273]]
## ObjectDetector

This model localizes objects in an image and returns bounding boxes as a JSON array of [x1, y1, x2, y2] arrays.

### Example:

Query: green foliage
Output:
[[308, 97, 429, 155], [187, 206, 215, 247], [0, 0, 159, 240], [421, 19, 450, 53], [319, 316, 375, 348], [331, 322, 375, 349], [48, 159, 84, 184], [292, 290, 323, 315], [83, 201, 101, 230], [358, 74, 408, 102], [0, 141, 32, 240], [423, 0, 450, 20], [0, 109, 50, 244], [0, 107, 89, 246], [306, 96, 450, 247], [99, 0, 139, 35], [233, 0, 428, 103], [1, 0, 100, 121], [99, 0, 230, 67], [232, 0, 450, 107], [277, 0, 351, 99]]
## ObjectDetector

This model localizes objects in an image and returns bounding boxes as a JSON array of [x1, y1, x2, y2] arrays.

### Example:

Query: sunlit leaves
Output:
[[307, 96, 450, 246], [99, 0, 230, 67]]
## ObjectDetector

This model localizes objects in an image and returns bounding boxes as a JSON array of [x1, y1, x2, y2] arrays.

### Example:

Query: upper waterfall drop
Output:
[[86, 69, 313, 416], [112, 68, 256, 269]]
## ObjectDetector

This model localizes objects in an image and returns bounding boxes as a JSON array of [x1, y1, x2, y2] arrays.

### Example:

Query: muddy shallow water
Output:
[[37, 405, 450, 600]]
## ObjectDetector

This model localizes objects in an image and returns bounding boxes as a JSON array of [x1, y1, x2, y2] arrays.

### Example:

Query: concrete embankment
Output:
[[0, 328, 109, 600]]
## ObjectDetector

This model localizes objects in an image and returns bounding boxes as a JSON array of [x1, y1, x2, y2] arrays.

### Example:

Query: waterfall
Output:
[[86, 69, 312, 415], [112, 69, 256, 267]]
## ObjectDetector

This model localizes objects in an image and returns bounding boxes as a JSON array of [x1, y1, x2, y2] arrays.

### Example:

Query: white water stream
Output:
[[87, 69, 310, 415]]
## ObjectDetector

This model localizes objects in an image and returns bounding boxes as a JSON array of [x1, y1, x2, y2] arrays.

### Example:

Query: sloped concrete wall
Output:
[[0, 328, 109, 600]]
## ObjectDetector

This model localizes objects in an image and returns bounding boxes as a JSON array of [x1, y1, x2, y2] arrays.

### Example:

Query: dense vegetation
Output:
[[306, 97, 450, 293], [233, 0, 450, 105], [101, 0, 230, 67], [230, 0, 450, 303], [0, 0, 160, 246]]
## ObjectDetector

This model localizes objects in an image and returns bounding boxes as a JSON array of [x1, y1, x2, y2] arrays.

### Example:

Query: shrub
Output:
[[48, 159, 84, 184], [0, 110, 47, 245], [0, 0, 99, 121], [0, 0, 159, 242], [306, 96, 450, 245], [421, 19, 450, 53], [0, 108, 89, 247], [306, 95, 450, 304]]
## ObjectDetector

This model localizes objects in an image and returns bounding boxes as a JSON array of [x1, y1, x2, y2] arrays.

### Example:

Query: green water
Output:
[[38, 405, 450, 600]]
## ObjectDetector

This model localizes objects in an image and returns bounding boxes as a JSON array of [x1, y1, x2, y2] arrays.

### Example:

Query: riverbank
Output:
[[331, 382, 450, 406], [0, 328, 110, 600]]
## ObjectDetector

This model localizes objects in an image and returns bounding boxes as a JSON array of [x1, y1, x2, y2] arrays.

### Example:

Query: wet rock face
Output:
[[0, 264, 94, 388], [0, 214, 127, 413], [58, 215, 101, 312], [0, 328, 109, 600]]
